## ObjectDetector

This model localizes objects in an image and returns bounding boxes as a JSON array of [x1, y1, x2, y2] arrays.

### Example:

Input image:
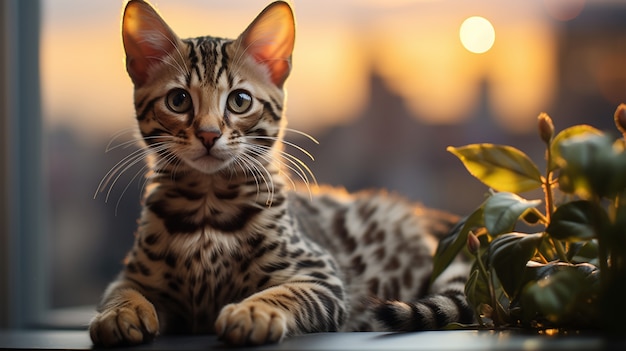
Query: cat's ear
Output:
[[237, 1, 295, 88], [122, 0, 181, 86]]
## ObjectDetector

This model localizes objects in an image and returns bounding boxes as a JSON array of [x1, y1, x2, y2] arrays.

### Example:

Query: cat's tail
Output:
[[372, 261, 475, 331]]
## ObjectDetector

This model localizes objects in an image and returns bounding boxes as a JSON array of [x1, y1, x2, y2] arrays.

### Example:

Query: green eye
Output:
[[165, 88, 192, 113], [226, 89, 253, 114]]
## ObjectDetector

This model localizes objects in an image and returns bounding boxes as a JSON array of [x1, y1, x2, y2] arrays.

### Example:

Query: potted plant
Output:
[[433, 104, 626, 335]]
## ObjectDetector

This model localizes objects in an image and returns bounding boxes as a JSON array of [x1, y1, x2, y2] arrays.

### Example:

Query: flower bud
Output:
[[467, 231, 481, 255], [613, 103, 626, 137], [538, 112, 555, 144]]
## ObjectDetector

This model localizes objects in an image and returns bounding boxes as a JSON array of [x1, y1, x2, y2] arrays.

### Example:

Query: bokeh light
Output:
[[460, 16, 496, 54]]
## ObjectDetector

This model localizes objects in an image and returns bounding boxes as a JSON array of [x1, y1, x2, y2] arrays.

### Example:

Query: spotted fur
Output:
[[88, 0, 473, 347]]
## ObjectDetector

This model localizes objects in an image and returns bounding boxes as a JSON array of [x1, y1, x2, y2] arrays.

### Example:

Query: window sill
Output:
[[31, 305, 95, 330], [0, 329, 623, 351]]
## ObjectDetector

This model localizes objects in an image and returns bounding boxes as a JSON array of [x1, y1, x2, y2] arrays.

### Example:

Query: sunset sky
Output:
[[41, 0, 612, 137], [39, 0, 626, 309]]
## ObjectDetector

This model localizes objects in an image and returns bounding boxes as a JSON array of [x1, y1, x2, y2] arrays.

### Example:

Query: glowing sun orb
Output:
[[459, 16, 495, 54]]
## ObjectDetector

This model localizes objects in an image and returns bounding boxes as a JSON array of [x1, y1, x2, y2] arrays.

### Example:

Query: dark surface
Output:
[[0, 329, 624, 350]]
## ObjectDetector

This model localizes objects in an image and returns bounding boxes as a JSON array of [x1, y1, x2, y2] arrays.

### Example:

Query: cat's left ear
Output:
[[237, 1, 295, 88], [122, 0, 182, 86]]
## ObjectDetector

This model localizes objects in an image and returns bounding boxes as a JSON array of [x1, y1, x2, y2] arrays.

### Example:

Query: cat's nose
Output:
[[196, 129, 222, 150]]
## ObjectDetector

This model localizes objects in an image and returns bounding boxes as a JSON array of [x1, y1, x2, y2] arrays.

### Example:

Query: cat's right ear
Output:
[[122, 0, 180, 86], [237, 1, 295, 88]]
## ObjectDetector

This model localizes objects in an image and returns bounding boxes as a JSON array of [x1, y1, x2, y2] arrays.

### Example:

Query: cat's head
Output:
[[121, 0, 295, 175]]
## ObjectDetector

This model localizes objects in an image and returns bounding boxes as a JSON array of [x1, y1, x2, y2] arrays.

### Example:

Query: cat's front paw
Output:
[[89, 291, 159, 347], [215, 301, 288, 345]]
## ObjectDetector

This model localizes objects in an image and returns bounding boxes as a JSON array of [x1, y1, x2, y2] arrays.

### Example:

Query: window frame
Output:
[[1, 0, 49, 329]]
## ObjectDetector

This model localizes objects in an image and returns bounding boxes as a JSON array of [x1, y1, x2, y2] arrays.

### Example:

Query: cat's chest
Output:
[[137, 210, 295, 294], [144, 180, 282, 235], [167, 232, 243, 275]]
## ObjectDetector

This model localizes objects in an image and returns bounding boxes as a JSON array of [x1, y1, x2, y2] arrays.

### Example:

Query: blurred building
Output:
[[43, 0, 626, 309]]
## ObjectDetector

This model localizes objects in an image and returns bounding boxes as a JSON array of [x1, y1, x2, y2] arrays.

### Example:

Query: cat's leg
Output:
[[215, 279, 346, 345], [89, 280, 159, 347]]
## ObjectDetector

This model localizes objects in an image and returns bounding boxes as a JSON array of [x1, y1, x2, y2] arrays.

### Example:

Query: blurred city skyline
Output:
[[40, 0, 626, 308], [41, 0, 624, 138]]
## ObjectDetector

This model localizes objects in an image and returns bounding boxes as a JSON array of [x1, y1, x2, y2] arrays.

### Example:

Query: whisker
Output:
[[105, 144, 171, 203], [137, 147, 180, 201], [114, 160, 150, 216], [238, 155, 267, 202], [172, 39, 191, 76], [106, 135, 174, 153], [244, 143, 312, 197], [166, 152, 186, 184], [137, 162, 153, 201], [96, 142, 170, 202], [238, 151, 275, 206], [229, 40, 246, 80], [140, 30, 190, 78], [105, 127, 138, 152], [246, 136, 315, 161], [275, 148, 317, 187], [96, 146, 150, 199], [244, 143, 305, 182], [283, 127, 320, 145], [146, 54, 188, 79], [241, 136, 317, 185], [232, 155, 262, 200]]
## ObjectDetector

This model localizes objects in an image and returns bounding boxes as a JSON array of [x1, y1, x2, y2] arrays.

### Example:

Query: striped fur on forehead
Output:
[[136, 38, 284, 121], [185, 37, 232, 88], [180, 35, 287, 103]]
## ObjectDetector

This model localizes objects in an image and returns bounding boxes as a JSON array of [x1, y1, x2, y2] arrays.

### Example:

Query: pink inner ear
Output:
[[241, 2, 295, 87], [122, 0, 180, 86]]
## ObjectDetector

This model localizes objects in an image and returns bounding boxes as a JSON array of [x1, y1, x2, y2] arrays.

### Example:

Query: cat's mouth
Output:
[[188, 153, 231, 174]]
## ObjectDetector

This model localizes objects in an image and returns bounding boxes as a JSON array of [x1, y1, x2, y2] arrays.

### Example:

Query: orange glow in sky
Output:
[[41, 0, 566, 137]]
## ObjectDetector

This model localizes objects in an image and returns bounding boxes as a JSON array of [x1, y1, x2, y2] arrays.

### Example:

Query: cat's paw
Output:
[[89, 291, 159, 347], [215, 301, 288, 345]]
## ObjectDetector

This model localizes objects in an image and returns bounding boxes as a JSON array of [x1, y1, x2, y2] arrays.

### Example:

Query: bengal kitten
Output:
[[88, 0, 473, 346]]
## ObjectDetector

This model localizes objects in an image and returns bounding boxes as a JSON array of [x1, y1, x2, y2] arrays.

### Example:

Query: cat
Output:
[[88, 0, 473, 346]]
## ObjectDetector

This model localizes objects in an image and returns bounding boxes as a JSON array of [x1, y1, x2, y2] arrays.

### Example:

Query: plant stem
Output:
[[537, 252, 549, 264], [544, 184, 554, 223], [544, 147, 569, 262], [475, 255, 505, 326], [551, 237, 569, 262], [476, 254, 489, 286]]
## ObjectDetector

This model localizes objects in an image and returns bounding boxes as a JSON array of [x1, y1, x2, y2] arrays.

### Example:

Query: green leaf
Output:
[[484, 192, 542, 236], [522, 261, 599, 284], [464, 268, 489, 311], [568, 240, 599, 263], [488, 233, 543, 299], [549, 125, 603, 171], [546, 200, 609, 242], [447, 144, 543, 193], [432, 207, 484, 283], [537, 236, 558, 262], [558, 134, 626, 198], [465, 265, 510, 326], [521, 264, 599, 324]]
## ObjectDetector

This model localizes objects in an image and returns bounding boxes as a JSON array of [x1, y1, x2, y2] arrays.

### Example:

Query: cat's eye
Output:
[[165, 88, 192, 114], [226, 89, 253, 114]]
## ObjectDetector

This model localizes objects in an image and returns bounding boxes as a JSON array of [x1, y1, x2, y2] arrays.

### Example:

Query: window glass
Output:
[[41, 0, 626, 314]]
